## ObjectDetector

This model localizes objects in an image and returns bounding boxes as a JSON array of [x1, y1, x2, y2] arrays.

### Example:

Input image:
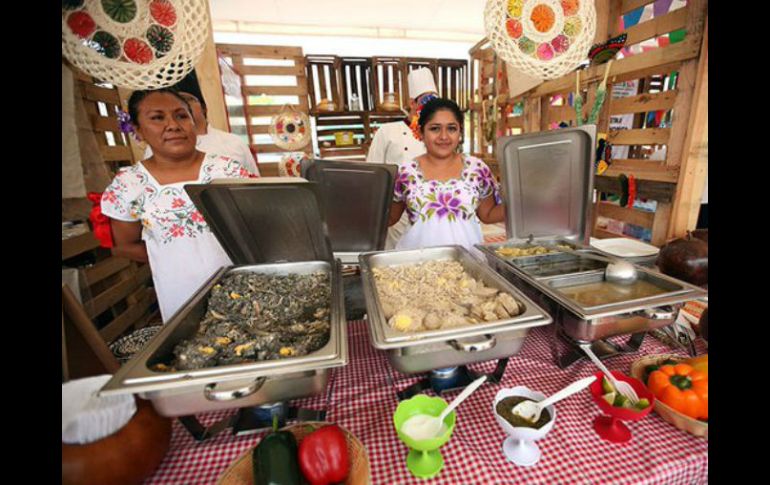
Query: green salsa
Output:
[[496, 396, 551, 429]]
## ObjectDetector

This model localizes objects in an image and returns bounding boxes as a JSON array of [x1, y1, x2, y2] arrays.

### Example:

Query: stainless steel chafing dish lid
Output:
[[497, 125, 596, 245], [302, 160, 396, 264], [185, 180, 333, 264]]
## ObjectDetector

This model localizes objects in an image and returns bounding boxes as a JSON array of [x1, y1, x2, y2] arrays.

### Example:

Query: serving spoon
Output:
[[402, 376, 487, 440], [542, 244, 638, 285], [511, 375, 597, 424]]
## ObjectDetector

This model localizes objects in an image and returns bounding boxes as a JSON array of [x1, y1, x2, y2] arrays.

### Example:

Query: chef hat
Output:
[[407, 68, 438, 99]]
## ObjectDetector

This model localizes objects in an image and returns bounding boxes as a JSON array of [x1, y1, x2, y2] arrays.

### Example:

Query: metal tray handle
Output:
[[204, 377, 266, 402], [448, 335, 497, 352], [637, 306, 677, 321]]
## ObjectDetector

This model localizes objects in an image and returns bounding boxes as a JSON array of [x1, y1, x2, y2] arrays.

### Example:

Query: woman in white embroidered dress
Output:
[[101, 89, 251, 322], [389, 98, 505, 253]]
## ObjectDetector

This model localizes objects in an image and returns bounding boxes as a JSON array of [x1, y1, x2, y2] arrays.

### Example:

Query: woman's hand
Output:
[[476, 196, 506, 224], [110, 219, 149, 263], [388, 201, 406, 226]]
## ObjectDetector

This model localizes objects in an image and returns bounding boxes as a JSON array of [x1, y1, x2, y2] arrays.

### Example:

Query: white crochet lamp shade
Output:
[[62, 0, 210, 90], [484, 0, 596, 81]]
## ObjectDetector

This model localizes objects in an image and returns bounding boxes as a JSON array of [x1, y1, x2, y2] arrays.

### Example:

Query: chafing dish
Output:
[[480, 242, 707, 342], [477, 126, 707, 350], [359, 245, 552, 374], [100, 181, 348, 417]]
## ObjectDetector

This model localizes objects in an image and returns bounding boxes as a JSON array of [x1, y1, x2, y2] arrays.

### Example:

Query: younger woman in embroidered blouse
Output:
[[101, 89, 252, 322], [389, 98, 505, 253]]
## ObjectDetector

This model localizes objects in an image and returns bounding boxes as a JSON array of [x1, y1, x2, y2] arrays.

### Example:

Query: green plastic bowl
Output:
[[393, 395, 457, 478]]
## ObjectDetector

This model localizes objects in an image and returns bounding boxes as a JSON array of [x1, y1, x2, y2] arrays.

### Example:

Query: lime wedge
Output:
[[635, 398, 650, 410], [601, 377, 615, 394], [613, 394, 629, 408]]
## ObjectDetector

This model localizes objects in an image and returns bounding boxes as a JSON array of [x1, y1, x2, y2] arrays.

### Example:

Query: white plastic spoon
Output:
[[511, 375, 597, 424], [402, 376, 487, 441]]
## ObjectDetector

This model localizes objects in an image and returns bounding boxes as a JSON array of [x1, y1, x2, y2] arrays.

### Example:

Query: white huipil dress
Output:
[[101, 153, 251, 322], [393, 156, 501, 257], [366, 120, 425, 249]]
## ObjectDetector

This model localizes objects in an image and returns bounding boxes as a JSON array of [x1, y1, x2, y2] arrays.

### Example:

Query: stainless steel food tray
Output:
[[359, 246, 552, 351], [100, 261, 348, 417]]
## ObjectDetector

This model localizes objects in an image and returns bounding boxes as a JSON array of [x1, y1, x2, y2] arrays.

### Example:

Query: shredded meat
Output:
[[373, 260, 523, 333]]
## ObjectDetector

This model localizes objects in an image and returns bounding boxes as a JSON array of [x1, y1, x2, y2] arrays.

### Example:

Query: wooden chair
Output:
[[62, 283, 120, 382], [61, 227, 159, 383]]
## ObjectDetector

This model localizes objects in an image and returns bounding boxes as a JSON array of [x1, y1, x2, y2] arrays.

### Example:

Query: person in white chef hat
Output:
[[367, 67, 439, 249]]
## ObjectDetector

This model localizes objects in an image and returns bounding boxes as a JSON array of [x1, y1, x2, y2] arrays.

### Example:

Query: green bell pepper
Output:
[[252, 415, 303, 485]]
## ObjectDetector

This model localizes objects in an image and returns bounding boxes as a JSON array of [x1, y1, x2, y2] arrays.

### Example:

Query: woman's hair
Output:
[[127, 88, 192, 126], [418, 98, 463, 132]]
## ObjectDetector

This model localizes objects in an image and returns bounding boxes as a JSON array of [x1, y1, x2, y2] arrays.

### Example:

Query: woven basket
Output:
[[109, 325, 163, 364], [484, 0, 596, 80], [630, 354, 708, 439], [62, 0, 209, 90], [217, 422, 371, 485]]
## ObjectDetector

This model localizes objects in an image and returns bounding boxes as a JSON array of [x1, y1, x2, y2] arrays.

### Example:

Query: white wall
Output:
[[213, 32, 475, 60]]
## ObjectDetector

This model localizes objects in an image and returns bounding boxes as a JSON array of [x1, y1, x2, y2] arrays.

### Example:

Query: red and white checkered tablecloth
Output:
[[144, 321, 708, 485]]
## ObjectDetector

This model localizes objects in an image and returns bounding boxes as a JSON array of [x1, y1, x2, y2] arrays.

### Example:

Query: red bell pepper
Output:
[[298, 424, 349, 485]]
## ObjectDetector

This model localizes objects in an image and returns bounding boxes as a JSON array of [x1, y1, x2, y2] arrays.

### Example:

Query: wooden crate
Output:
[[315, 113, 368, 161], [371, 57, 407, 112], [367, 112, 408, 139], [471, 0, 707, 246], [437, 59, 470, 111], [340, 57, 375, 112], [404, 58, 438, 102], [217, 44, 312, 167], [306, 54, 343, 112]]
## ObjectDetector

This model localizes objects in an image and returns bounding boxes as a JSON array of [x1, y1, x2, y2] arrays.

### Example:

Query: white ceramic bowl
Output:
[[493, 386, 556, 467]]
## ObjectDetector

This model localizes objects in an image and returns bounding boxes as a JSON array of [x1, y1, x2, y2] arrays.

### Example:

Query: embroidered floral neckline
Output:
[[413, 157, 470, 184], [138, 153, 210, 187]]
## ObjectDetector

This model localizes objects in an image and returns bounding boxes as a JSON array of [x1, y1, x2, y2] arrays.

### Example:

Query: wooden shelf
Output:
[[311, 109, 405, 117]]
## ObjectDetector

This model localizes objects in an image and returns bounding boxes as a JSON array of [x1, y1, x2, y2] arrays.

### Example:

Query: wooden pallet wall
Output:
[[72, 71, 135, 174], [469, 41, 507, 177], [63, 64, 160, 343], [216, 44, 312, 170], [470, 0, 707, 246]]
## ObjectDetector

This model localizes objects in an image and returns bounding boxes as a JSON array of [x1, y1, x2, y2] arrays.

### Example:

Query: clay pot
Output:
[[62, 399, 172, 485], [699, 308, 708, 342], [656, 234, 708, 286]]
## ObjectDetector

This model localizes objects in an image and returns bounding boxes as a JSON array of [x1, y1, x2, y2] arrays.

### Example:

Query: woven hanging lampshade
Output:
[[61, 0, 209, 90], [484, 0, 596, 81], [269, 106, 311, 151]]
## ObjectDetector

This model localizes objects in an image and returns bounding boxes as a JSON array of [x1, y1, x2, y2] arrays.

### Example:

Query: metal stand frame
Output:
[[178, 402, 327, 442], [396, 359, 509, 400], [555, 328, 646, 369]]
